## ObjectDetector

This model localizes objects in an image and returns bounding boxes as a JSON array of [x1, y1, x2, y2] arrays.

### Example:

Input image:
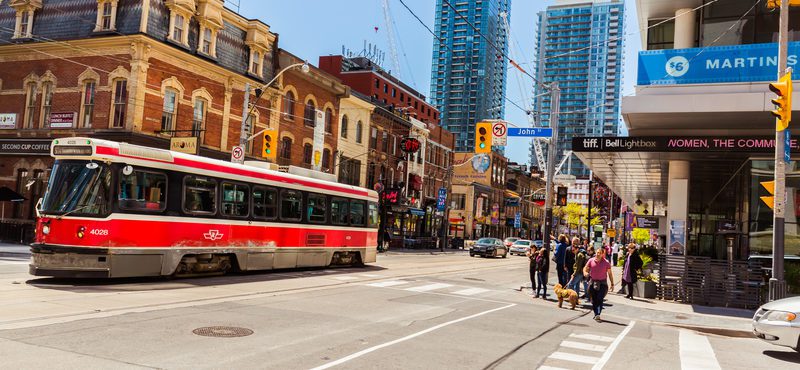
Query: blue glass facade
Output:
[[530, 1, 624, 177], [430, 0, 511, 152]]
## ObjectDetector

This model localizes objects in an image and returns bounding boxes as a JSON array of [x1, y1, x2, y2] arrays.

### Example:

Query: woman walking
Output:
[[583, 247, 615, 322], [535, 247, 549, 299], [622, 243, 643, 299], [527, 247, 539, 297]]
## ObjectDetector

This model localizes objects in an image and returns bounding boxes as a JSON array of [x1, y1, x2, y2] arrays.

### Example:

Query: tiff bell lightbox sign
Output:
[[638, 41, 800, 85], [573, 136, 800, 153]]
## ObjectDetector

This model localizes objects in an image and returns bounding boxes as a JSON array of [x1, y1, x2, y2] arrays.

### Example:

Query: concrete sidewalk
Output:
[[0, 242, 30, 257]]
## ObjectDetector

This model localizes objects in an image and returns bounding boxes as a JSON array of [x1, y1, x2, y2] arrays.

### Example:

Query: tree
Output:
[[555, 203, 601, 234], [632, 228, 650, 245]]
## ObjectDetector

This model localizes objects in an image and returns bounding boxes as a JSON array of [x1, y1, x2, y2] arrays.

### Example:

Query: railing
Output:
[[657, 255, 765, 309]]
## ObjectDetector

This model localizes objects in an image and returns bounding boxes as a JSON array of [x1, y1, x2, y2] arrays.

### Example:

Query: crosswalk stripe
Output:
[[359, 274, 382, 278], [405, 283, 453, 292], [559, 340, 607, 352], [366, 280, 409, 288], [538, 366, 570, 370], [548, 351, 600, 365], [333, 276, 359, 281], [679, 329, 721, 370], [569, 333, 615, 343], [452, 287, 490, 296]]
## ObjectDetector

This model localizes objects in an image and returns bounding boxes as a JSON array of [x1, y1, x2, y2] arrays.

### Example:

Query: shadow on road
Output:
[[762, 350, 800, 363]]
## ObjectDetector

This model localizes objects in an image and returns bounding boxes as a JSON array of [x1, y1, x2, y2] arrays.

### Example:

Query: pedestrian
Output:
[[586, 245, 595, 258], [527, 247, 539, 297], [612, 240, 620, 266], [381, 230, 391, 252], [604, 242, 612, 263], [535, 247, 549, 299], [567, 243, 588, 299], [554, 234, 569, 286], [622, 243, 643, 299], [565, 237, 579, 284], [583, 247, 615, 322]]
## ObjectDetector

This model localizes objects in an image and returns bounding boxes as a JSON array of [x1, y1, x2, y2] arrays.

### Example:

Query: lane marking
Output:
[[569, 333, 615, 343], [559, 340, 607, 352], [405, 283, 452, 292], [309, 303, 516, 370], [538, 366, 570, 370], [366, 280, 409, 288], [0, 260, 29, 265], [679, 329, 721, 370], [359, 274, 383, 278], [333, 276, 359, 281], [591, 321, 636, 370], [452, 287, 490, 296], [548, 351, 600, 364]]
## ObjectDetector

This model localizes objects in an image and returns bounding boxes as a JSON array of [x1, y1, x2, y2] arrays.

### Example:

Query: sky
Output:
[[239, 0, 642, 165]]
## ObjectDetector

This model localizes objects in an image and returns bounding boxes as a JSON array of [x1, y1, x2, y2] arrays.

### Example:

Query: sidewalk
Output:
[[0, 242, 31, 257]]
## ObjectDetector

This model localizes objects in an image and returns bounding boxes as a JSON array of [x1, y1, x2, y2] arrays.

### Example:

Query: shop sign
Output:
[[669, 220, 687, 255], [0, 113, 17, 129], [491, 203, 500, 225], [170, 137, 198, 154], [0, 139, 51, 155], [436, 187, 447, 211], [50, 112, 76, 128], [383, 190, 400, 204], [312, 109, 325, 171], [638, 41, 800, 86], [573, 136, 800, 153], [400, 137, 421, 153], [505, 197, 520, 207], [514, 212, 521, 228]]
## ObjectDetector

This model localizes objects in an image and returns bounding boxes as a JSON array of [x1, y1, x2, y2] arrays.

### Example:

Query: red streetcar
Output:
[[31, 138, 379, 278]]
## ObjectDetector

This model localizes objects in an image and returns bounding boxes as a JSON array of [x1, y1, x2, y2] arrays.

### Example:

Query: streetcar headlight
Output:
[[42, 224, 50, 235], [76, 226, 85, 238]]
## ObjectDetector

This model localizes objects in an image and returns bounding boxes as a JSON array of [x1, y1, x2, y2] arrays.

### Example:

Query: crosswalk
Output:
[[363, 279, 499, 297], [538, 321, 634, 370]]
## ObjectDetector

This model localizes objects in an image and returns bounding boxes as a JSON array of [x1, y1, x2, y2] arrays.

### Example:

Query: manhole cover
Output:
[[192, 326, 253, 338]]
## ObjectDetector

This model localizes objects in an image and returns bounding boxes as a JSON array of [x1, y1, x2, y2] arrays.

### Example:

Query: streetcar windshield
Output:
[[41, 160, 111, 216]]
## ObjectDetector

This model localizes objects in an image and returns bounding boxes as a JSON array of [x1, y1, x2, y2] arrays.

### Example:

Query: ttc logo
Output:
[[582, 138, 599, 149], [203, 230, 224, 241], [665, 56, 689, 78]]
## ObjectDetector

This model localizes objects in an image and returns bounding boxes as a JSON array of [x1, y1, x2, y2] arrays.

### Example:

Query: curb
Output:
[[0, 252, 31, 258]]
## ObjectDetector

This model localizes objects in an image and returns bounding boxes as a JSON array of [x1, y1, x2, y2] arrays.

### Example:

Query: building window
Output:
[[80, 81, 96, 128], [370, 127, 378, 149], [40, 81, 52, 128], [14, 9, 35, 39], [161, 88, 178, 132], [322, 149, 331, 171], [381, 131, 388, 152], [101, 2, 113, 29], [173, 14, 185, 43], [356, 121, 363, 143], [303, 143, 313, 165], [192, 98, 206, 139], [251, 50, 261, 75], [280, 137, 292, 159], [24, 82, 36, 129], [94, 0, 118, 32], [392, 135, 397, 155], [325, 108, 333, 134], [374, 79, 379, 88], [111, 79, 127, 128], [283, 90, 295, 118], [304, 100, 316, 127], [340, 115, 348, 139], [367, 163, 376, 188], [383, 84, 388, 93], [202, 28, 212, 54]]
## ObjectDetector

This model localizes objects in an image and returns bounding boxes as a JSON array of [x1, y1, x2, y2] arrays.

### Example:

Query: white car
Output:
[[509, 240, 533, 256], [753, 296, 800, 352]]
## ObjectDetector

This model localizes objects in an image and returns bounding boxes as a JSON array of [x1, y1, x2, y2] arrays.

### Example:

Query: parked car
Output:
[[509, 240, 533, 256], [470, 238, 508, 258], [503, 237, 520, 248], [753, 296, 800, 352]]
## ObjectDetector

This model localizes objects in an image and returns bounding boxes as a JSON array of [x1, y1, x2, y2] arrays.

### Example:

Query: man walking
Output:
[[565, 237, 579, 285], [583, 247, 615, 322], [554, 235, 569, 286], [568, 243, 588, 299]]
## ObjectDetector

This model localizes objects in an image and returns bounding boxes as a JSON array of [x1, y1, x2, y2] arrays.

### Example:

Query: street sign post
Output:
[[491, 121, 507, 146], [508, 127, 553, 137], [514, 212, 521, 228], [231, 145, 244, 164]]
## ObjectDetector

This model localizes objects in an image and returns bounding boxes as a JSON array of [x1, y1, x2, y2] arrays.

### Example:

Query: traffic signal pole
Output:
[[543, 83, 560, 252], [770, 0, 789, 301]]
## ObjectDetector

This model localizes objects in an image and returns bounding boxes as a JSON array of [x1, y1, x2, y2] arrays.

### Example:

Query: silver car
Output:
[[510, 240, 533, 256], [753, 296, 800, 352]]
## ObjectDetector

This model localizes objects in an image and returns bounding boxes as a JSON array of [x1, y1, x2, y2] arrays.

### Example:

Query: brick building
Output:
[[448, 151, 508, 240]]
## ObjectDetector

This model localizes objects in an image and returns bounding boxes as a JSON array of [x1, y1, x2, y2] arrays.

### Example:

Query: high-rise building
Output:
[[430, 0, 511, 152], [530, 0, 624, 177]]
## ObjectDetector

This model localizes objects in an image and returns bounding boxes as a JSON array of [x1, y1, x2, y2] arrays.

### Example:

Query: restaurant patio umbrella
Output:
[[0, 186, 26, 222]]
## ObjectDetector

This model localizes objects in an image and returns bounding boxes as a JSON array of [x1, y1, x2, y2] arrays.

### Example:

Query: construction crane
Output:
[[499, 12, 548, 175], [381, 0, 402, 76]]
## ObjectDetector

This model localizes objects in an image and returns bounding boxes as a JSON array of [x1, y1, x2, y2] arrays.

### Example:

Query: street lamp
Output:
[[237, 62, 310, 154]]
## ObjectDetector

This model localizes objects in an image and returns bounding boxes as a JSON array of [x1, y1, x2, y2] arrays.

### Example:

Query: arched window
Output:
[[302, 143, 313, 164], [161, 88, 178, 132], [322, 149, 331, 171], [280, 137, 292, 159], [324, 108, 333, 134], [356, 121, 363, 143], [282, 90, 295, 118], [303, 100, 316, 127], [111, 79, 127, 128], [340, 115, 348, 139]]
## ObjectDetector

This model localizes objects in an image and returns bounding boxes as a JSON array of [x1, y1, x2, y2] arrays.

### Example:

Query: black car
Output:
[[469, 238, 508, 258]]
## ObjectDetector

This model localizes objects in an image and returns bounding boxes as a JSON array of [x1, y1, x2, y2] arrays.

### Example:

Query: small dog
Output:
[[554, 284, 579, 310]]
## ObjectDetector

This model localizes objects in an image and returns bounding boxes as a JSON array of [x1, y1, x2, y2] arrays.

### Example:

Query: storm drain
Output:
[[192, 326, 253, 338]]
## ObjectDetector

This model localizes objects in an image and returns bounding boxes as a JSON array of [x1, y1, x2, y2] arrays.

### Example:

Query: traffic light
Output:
[[475, 121, 491, 154], [769, 71, 792, 131], [767, 0, 800, 9], [760, 180, 775, 209], [556, 186, 568, 206], [261, 128, 278, 162]]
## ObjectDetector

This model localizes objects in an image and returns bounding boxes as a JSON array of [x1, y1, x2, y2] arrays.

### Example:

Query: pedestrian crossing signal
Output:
[[556, 186, 568, 206], [760, 180, 775, 209], [262, 128, 278, 162]]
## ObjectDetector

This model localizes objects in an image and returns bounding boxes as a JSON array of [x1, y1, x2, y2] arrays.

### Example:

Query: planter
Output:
[[635, 281, 657, 299]]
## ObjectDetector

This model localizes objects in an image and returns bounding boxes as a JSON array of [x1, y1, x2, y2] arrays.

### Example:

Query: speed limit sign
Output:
[[231, 145, 244, 164]]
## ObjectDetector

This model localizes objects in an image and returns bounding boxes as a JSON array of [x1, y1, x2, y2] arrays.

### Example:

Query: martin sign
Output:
[[573, 136, 800, 153]]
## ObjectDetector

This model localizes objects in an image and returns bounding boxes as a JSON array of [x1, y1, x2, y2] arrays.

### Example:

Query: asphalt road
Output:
[[0, 252, 798, 369]]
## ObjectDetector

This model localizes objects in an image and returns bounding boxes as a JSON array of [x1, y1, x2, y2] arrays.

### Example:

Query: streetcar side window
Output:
[[221, 182, 249, 217], [368, 202, 379, 228], [118, 169, 167, 212], [307, 194, 327, 224], [253, 186, 277, 220], [280, 189, 302, 221], [331, 197, 349, 225], [183, 176, 217, 215], [350, 200, 366, 226]]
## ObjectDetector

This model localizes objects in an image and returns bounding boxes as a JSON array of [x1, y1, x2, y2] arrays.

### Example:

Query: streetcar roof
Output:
[[50, 137, 379, 200]]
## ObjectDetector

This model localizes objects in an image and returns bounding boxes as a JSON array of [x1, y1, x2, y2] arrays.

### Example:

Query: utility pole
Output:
[[239, 83, 251, 148], [770, 0, 789, 301], [543, 82, 560, 252], [439, 165, 454, 252], [586, 174, 592, 243]]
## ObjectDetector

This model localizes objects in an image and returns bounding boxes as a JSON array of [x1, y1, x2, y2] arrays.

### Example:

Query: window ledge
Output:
[[247, 71, 264, 81], [196, 51, 218, 63], [166, 38, 191, 51], [92, 29, 117, 36]]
